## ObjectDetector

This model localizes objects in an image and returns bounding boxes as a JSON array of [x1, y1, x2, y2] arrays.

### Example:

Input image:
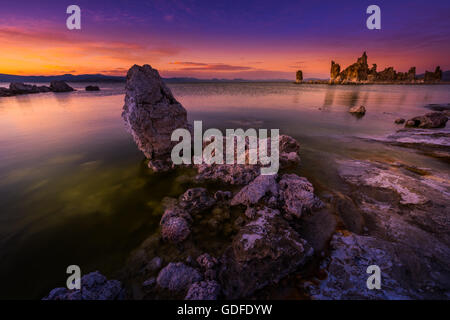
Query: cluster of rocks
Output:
[[43, 271, 124, 300], [0, 81, 74, 97], [329, 52, 441, 84]]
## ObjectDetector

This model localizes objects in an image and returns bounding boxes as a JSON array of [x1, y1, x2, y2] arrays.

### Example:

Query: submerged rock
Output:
[[394, 118, 405, 124], [218, 207, 313, 299], [122, 64, 189, 172], [157, 262, 202, 292], [43, 271, 123, 300], [50, 81, 74, 92], [185, 280, 221, 300], [405, 112, 448, 128]]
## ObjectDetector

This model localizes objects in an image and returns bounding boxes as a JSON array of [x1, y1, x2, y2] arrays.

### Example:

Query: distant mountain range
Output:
[[0, 71, 447, 83], [0, 73, 292, 83]]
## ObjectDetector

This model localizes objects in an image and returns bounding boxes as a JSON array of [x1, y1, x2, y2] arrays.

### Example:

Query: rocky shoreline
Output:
[[44, 65, 450, 300], [0, 81, 75, 97]]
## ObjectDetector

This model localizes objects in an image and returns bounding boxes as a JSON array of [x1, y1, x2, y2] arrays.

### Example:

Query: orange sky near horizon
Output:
[[0, 19, 448, 80]]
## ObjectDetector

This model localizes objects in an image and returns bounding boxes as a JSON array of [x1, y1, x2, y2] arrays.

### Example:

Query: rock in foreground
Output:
[[219, 207, 313, 299], [43, 271, 123, 300], [122, 64, 189, 172]]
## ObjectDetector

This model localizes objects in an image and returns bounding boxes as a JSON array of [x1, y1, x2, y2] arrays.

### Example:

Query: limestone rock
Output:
[[43, 271, 123, 300], [405, 112, 448, 128], [349, 105, 366, 116], [218, 207, 313, 299], [295, 70, 303, 83], [330, 61, 341, 81], [185, 280, 221, 300], [122, 64, 189, 171], [160, 207, 192, 243], [310, 232, 419, 299], [50, 81, 74, 92], [231, 174, 278, 206], [278, 174, 323, 219], [179, 188, 216, 214], [424, 66, 442, 82], [157, 262, 202, 292]]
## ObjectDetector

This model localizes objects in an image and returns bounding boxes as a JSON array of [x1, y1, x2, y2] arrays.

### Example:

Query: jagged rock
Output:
[[424, 66, 442, 82], [349, 105, 366, 116], [295, 70, 303, 83], [122, 64, 189, 172], [179, 188, 216, 214], [278, 174, 323, 219], [85, 85, 100, 91], [50, 81, 74, 92], [330, 61, 341, 81], [185, 281, 221, 300], [231, 174, 278, 206], [160, 207, 192, 243], [218, 207, 313, 299], [43, 271, 123, 300], [405, 112, 448, 128], [330, 52, 418, 84], [157, 262, 202, 292], [395, 118, 405, 124]]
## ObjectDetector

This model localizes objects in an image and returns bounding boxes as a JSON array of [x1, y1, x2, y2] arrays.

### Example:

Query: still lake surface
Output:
[[0, 82, 449, 299]]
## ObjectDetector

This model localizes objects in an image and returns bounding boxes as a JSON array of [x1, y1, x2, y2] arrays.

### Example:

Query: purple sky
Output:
[[0, 0, 449, 79]]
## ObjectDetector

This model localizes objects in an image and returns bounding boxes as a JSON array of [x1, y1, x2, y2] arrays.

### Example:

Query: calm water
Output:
[[0, 82, 449, 299]]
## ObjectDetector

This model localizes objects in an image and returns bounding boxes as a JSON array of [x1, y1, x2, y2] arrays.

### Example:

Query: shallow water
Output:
[[0, 82, 449, 299]]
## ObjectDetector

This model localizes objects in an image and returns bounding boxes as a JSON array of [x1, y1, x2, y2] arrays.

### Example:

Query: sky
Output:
[[0, 0, 449, 79]]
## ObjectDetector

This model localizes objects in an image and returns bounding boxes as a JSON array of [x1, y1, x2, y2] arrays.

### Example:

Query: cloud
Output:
[[169, 61, 253, 71]]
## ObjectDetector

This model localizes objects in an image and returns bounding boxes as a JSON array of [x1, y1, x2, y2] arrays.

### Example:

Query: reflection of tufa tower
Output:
[[295, 70, 303, 83]]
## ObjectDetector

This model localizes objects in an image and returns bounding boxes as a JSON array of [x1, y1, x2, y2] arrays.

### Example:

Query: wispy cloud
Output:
[[169, 61, 253, 71]]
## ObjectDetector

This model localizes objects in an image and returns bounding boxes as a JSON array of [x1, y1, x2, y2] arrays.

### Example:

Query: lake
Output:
[[0, 82, 449, 299]]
